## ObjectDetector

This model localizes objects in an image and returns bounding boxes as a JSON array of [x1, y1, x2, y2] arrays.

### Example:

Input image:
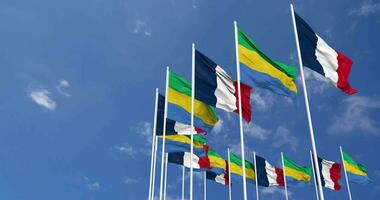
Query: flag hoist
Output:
[[290, 4, 325, 200]]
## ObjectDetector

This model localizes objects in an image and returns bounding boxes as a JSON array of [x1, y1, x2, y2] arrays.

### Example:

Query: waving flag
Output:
[[195, 50, 252, 122], [283, 155, 312, 186], [317, 157, 342, 191], [168, 152, 211, 170], [229, 152, 255, 182], [342, 151, 370, 184], [255, 155, 284, 187], [238, 28, 298, 98], [159, 135, 206, 155], [206, 171, 229, 186], [207, 149, 227, 174], [294, 12, 357, 94]]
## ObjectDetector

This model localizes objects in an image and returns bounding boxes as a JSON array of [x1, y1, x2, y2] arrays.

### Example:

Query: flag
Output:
[[195, 50, 252, 122], [157, 94, 205, 135], [283, 155, 312, 186], [255, 155, 284, 187], [208, 149, 227, 174], [342, 151, 370, 184], [168, 72, 219, 132], [317, 157, 342, 191], [206, 171, 229, 186], [229, 152, 255, 182], [294, 12, 357, 94], [168, 152, 211, 170], [160, 135, 206, 155], [237, 28, 298, 98]]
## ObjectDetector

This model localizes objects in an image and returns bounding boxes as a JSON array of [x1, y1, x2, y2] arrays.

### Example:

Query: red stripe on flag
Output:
[[233, 81, 252, 122], [330, 163, 342, 191], [195, 127, 205, 133], [198, 156, 212, 169], [275, 167, 285, 186], [336, 51, 358, 95]]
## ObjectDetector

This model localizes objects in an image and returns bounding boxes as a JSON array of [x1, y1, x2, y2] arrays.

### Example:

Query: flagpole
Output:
[[148, 88, 159, 200], [204, 171, 207, 200], [234, 20, 248, 200], [310, 150, 320, 200], [228, 148, 232, 200], [159, 66, 170, 200], [190, 42, 195, 200], [152, 135, 159, 200], [182, 165, 185, 200], [163, 153, 168, 200], [290, 4, 325, 200], [253, 151, 259, 200], [281, 152, 289, 200], [340, 146, 353, 200]]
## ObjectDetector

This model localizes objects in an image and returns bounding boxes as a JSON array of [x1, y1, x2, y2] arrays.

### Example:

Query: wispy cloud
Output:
[[271, 126, 299, 152], [136, 122, 153, 143], [261, 187, 292, 197], [132, 20, 151, 36], [114, 143, 137, 157], [83, 176, 100, 191], [123, 176, 141, 184], [29, 89, 57, 111], [301, 67, 331, 95], [328, 96, 380, 135], [56, 79, 71, 97], [251, 89, 276, 111], [212, 119, 224, 134], [244, 123, 269, 140], [349, 1, 380, 16]]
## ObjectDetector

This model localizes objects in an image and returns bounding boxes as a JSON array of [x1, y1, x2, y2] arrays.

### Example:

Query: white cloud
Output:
[[251, 89, 276, 111], [261, 187, 292, 198], [301, 67, 331, 95], [132, 20, 151, 36], [124, 176, 140, 184], [244, 123, 269, 140], [271, 126, 299, 152], [328, 96, 380, 135], [212, 119, 224, 134], [349, 1, 380, 16], [136, 122, 153, 143], [56, 79, 71, 97], [114, 143, 137, 157], [83, 176, 100, 191], [29, 89, 57, 111]]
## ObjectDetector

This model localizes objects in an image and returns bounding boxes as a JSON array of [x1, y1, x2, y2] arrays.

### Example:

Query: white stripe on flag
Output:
[[215, 66, 237, 112], [174, 122, 198, 135], [321, 159, 336, 190], [315, 35, 339, 86], [265, 161, 279, 187], [214, 174, 226, 185], [183, 152, 200, 169]]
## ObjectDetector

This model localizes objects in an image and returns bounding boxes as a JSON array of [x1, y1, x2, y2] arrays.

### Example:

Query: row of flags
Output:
[[148, 4, 362, 200]]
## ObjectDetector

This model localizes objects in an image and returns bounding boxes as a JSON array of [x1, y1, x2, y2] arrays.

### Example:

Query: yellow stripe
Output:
[[160, 135, 204, 148], [285, 167, 311, 182], [238, 45, 297, 93], [230, 163, 255, 180], [209, 155, 226, 170], [344, 161, 367, 176], [168, 88, 218, 126]]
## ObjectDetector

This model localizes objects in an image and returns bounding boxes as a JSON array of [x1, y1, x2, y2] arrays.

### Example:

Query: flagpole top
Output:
[[155, 88, 158, 93]]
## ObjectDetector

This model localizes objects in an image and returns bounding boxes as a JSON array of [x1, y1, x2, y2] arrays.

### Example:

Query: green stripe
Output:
[[283, 155, 311, 176], [208, 149, 222, 158], [186, 135, 206, 144], [229, 152, 254, 170], [343, 151, 367, 173], [237, 28, 297, 80]]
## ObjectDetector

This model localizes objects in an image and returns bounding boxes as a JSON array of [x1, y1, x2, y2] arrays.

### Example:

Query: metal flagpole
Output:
[[163, 153, 168, 200], [340, 146, 353, 200], [233, 20, 248, 200], [281, 152, 289, 200], [159, 67, 170, 200], [182, 165, 185, 200], [148, 89, 159, 200], [310, 150, 320, 200], [253, 152, 259, 200], [190, 43, 195, 200], [290, 4, 325, 200], [151, 136, 159, 200], [228, 148, 232, 200], [204, 171, 207, 200]]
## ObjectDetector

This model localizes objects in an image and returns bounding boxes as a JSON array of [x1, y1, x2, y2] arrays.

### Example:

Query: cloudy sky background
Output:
[[0, 0, 379, 199]]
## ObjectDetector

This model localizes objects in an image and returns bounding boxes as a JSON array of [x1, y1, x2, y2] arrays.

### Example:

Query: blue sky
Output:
[[0, 0, 379, 199]]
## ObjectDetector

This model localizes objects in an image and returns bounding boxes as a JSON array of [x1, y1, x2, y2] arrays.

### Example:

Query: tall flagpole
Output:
[[228, 148, 232, 200], [340, 146, 353, 200], [233, 20, 248, 200], [290, 4, 325, 200], [163, 153, 168, 200], [310, 150, 320, 200], [204, 171, 207, 200], [281, 152, 289, 200], [159, 67, 170, 200], [253, 151, 259, 200], [148, 89, 159, 200], [151, 136, 159, 200], [190, 43, 195, 200], [182, 166, 185, 200]]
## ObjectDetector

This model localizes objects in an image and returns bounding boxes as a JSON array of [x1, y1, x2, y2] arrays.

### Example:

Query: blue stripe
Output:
[[195, 50, 218, 107], [164, 140, 205, 155], [347, 173, 371, 185], [317, 157, 326, 187], [206, 171, 217, 180], [255, 155, 270, 187], [286, 177, 312, 187], [168, 152, 185, 165], [294, 12, 325, 76]]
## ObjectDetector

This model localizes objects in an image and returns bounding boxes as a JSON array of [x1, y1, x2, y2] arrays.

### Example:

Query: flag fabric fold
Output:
[[342, 151, 370, 185], [206, 171, 229, 186], [255, 155, 284, 187], [168, 152, 211, 170], [160, 135, 206, 155], [317, 157, 342, 191], [229, 152, 255, 182], [207, 149, 227, 174], [283, 155, 312, 187]]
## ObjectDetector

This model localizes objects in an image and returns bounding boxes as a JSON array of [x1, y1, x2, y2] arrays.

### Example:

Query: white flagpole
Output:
[[159, 67, 170, 200], [163, 153, 168, 200], [253, 151, 259, 200], [310, 150, 320, 200], [182, 166, 185, 200], [233, 20, 248, 200], [148, 88, 159, 200], [151, 136, 159, 200], [190, 43, 195, 200], [290, 4, 325, 200], [281, 152, 289, 200], [228, 148, 232, 200], [340, 146, 353, 200], [204, 171, 207, 200]]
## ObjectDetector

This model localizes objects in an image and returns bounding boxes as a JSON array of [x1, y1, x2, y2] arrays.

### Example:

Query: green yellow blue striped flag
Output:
[[283, 155, 312, 186], [342, 151, 370, 185]]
